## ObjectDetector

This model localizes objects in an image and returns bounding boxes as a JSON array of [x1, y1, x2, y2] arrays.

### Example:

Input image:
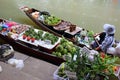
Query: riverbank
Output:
[[0, 51, 58, 80]]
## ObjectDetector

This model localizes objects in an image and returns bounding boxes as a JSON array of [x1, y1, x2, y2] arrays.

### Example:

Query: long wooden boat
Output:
[[21, 7, 120, 56], [0, 18, 65, 65], [21, 7, 95, 48]]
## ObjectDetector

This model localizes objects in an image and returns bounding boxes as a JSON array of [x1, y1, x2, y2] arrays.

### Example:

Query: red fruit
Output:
[[23, 35, 27, 39], [100, 52, 105, 59], [31, 38, 35, 42], [113, 66, 118, 71], [27, 36, 31, 41]]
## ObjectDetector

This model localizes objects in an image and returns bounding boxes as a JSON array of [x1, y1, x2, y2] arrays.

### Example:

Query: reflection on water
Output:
[[0, 0, 120, 40]]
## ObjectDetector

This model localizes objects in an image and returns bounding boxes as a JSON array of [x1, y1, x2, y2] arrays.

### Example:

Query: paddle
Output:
[[93, 33, 101, 51]]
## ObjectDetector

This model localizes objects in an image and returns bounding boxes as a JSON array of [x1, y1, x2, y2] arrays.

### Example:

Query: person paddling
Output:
[[91, 24, 115, 53]]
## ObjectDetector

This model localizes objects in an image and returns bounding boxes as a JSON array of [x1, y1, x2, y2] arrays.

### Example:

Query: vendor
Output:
[[91, 24, 115, 53]]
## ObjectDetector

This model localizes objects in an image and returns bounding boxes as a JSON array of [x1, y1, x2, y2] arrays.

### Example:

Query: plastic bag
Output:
[[107, 47, 116, 55], [116, 43, 120, 55], [0, 65, 2, 73], [7, 58, 24, 70]]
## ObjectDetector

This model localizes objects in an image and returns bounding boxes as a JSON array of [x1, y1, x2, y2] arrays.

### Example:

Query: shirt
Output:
[[100, 34, 114, 52]]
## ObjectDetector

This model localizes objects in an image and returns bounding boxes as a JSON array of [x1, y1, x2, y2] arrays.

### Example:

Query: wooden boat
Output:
[[21, 7, 120, 56], [21, 7, 65, 37], [21, 7, 94, 48], [0, 18, 65, 65]]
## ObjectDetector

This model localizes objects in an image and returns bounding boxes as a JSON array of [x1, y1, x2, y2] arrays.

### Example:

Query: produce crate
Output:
[[65, 71, 77, 80], [53, 63, 69, 80]]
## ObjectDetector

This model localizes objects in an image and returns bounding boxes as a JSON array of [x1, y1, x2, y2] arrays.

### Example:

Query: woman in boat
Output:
[[91, 24, 115, 53]]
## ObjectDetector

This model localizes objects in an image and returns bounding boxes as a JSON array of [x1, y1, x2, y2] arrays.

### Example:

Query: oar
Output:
[[92, 35, 101, 51], [93, 33, 101, 46], [93, 36, 105, 53]]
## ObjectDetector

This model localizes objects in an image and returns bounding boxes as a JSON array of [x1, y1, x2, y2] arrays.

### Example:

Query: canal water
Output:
[[0, 0, 120, 40], [0, 0, 120, 79]]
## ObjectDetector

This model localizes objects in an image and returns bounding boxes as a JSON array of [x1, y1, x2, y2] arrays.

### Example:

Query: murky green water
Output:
[[0, 0, 120, 79], [0, 0, 120, 40]]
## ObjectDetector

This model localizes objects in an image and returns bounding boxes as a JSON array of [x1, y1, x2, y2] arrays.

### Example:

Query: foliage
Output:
[[43, 32, 59, 44], [24, 28, 43, 40], [65, 48, 118, 80], [44, 15, 61, 26], [52, 37, 77, 58], [75, 30, 94, 47], [24, 28, 59, 44]]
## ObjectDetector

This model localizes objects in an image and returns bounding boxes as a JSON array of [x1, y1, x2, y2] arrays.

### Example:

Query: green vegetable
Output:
[[87, 31, 94, 37], [52, 38, 77, 59], [56, 45, 64, 52], [44, 15, 61, 26]]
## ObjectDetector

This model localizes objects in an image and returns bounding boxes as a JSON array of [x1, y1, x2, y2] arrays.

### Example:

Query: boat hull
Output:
[[0, 18, 65, 65], [24, 8, 77, 42], [0, 34, 65, 65]]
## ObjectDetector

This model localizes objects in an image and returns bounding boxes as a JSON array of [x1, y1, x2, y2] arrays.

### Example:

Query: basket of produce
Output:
[[42, 15, 62, 26], [53, 63, 69, 80], [53, 63, 77, 80]]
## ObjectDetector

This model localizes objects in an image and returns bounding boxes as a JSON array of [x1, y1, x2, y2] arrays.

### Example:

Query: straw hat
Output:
[[103, 24, 115, 34]]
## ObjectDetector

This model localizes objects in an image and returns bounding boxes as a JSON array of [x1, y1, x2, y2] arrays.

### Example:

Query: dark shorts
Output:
[[91, 41, 99, 49]]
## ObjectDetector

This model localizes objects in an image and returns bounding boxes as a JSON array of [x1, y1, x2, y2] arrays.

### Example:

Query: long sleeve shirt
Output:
[[100, 34, 114, 52]]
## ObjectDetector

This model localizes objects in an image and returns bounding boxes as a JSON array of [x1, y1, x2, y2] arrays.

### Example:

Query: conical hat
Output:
[[103, 24, 115, 34]]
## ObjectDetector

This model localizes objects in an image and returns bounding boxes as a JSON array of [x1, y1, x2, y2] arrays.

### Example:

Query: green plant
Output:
[[52, 37, 77, 58], [44, 15, 61, 26], [43, 32, 59, 44], [65, 48, 118, 80]]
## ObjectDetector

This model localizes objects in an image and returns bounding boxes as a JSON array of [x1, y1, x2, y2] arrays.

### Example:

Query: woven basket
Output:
[[0, 52, 14, 62]]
